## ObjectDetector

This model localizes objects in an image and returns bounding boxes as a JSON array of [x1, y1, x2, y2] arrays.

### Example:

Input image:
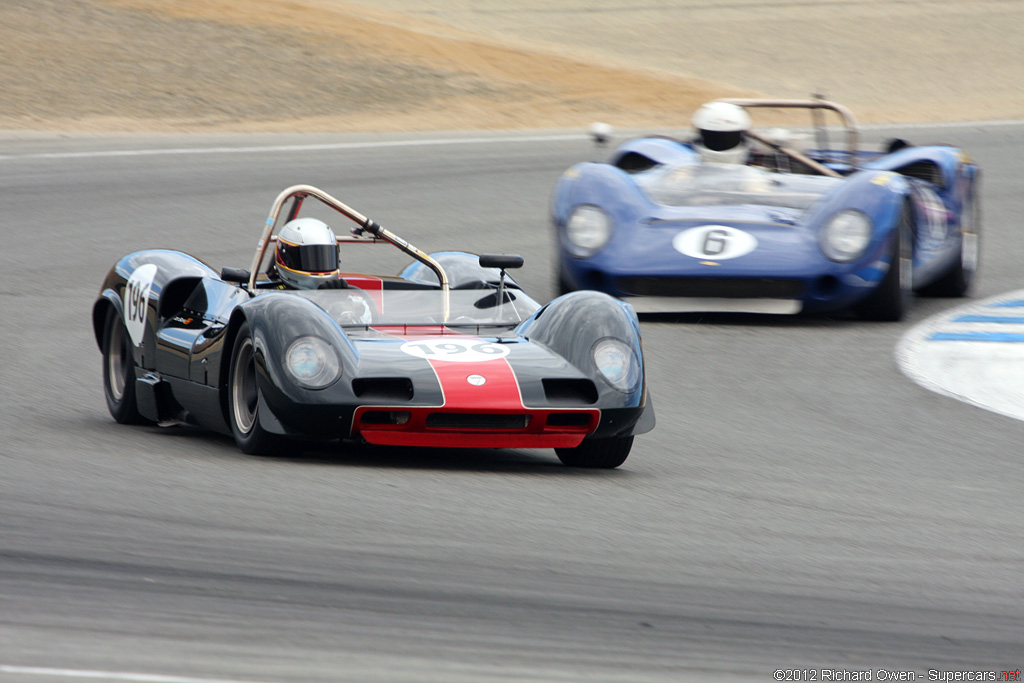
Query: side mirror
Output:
[[479, 254, 524, 270], [221, 267, 251, 283], [478, 255, 523, 319]]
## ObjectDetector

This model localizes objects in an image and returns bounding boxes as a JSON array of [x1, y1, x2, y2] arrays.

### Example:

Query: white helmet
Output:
[[691, 101, 752, 164], [274, 217, 340, 289]]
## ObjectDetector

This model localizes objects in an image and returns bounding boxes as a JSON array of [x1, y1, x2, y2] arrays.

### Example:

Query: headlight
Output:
[[820, 210, 872, 262], [285, 336, 340, 389], [565, 205, 612, 258], [592, 338, 641, 393]]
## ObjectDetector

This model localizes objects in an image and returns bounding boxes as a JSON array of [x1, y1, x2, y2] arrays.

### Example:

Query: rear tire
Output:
[[556, 435, 633, 468], [854, 203, 914, 322], [101, 307, 147, 424], [920, 186, 980, 297], [228, 322, 282, 455]]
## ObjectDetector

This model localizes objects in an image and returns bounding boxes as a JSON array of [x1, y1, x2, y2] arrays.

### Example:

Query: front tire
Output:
[[556, 435, 633, 468], [854, 203, 914, 322], [101, 307, 147, 424], [228, 322, 282, 455]]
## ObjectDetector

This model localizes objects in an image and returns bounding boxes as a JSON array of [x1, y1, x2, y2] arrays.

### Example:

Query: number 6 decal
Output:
[[673, 225, 758, 260], [701, 229, 728, 256]]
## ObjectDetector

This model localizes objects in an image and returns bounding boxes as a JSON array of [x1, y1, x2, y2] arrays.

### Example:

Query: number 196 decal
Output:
[[673, 225, 758, 260], [400, 338, 509, 362], [125, 264, 158, 346]]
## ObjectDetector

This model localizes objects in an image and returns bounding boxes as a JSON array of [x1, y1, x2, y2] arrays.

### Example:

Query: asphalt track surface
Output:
[[2, 123, 1024, 682]]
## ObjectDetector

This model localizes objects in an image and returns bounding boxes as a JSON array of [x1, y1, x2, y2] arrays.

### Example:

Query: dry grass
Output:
[[0, 0, 754, 133]]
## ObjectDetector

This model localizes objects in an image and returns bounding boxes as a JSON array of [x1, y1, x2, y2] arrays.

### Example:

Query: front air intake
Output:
[[425, 413, 530, 429], [352, 378, 414, 401], [542, 378, 599, 405], [546, 413, 593, 427], [617, 276, 805, 299]]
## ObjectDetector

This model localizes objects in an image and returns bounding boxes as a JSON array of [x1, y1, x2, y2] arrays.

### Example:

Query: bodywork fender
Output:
[[92, 249, 218, 365], [234, 292, 360, 434], [607, 136, 699, 170], [516, 290, 654, 436]]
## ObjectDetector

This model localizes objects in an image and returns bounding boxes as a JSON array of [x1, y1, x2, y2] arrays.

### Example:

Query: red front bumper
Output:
[[352, 407, 600, 449]]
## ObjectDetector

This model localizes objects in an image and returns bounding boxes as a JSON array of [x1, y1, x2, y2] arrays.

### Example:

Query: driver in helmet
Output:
[[273, 217, 346, 289], [273, 217, 374, 323], [690, 101, 752, 165]]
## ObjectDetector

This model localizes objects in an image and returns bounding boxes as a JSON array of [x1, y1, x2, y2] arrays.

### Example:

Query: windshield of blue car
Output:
[[640, 163, 841, 210], [295, 287, 543, 328]]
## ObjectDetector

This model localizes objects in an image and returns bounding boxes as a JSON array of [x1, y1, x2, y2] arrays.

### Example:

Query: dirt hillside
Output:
[[1, 0, 1020, 133]]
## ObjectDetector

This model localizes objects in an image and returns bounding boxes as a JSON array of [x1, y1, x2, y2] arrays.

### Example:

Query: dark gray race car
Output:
[[94, 185, 654, 468]]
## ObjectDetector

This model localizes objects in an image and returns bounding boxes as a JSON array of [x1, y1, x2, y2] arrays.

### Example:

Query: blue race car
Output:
[[552, 98, 980, 320]]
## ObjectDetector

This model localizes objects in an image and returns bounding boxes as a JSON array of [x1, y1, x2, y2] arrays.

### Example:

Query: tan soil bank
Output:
[[1, 0, 1021, 133]]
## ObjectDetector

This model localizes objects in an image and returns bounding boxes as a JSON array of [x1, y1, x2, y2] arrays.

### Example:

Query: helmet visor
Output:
[[277, 240, 338, 273], [701, 129, 744, 152]]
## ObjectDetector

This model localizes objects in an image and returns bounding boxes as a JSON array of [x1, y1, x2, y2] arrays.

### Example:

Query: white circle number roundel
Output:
[[400, 339, 509, 362], [125, 263, 158, 346], [673, 225, 758, 260]]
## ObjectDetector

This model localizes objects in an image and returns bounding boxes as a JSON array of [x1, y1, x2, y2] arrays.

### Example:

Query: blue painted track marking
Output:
[[931, 310, 1024, 341], [931, 332, 1024, 342], [897, 290, 1024, 422], [953, 315, 1024, 324]]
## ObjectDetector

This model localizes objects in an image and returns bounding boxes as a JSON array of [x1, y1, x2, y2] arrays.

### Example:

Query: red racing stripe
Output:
[[427, 356, 523, 410]]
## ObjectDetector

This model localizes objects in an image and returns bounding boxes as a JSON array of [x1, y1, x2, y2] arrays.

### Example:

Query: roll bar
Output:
[[248, 184, 450, 319], [718, 98, 860, 174]]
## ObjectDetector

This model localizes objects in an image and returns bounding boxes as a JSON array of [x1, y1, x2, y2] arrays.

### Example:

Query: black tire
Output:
[[854, 204, 914, 322], [228, 322, 282, 455], [920, 186, 980, 298], [556, 435, 633, 468], [101, 307, 148, 424]]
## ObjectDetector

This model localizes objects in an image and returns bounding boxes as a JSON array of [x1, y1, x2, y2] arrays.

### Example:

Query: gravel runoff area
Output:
[[1, 0, 1022, 134]]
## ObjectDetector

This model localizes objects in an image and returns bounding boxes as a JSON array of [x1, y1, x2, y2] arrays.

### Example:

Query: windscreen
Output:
[[640, 164, 840, 211], [297, 287, 542, 328]]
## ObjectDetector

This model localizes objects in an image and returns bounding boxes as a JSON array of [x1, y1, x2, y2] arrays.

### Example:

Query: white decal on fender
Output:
[[673, 225, 758, 260], [125, 264, 158, 346], [916, 186, 948, 239], [400, 339, 509, 362]]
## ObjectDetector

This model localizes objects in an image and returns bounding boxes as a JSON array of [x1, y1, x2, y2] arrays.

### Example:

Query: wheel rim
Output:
[[231, 338, 258, 435], [106, 320, 128, 401]]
